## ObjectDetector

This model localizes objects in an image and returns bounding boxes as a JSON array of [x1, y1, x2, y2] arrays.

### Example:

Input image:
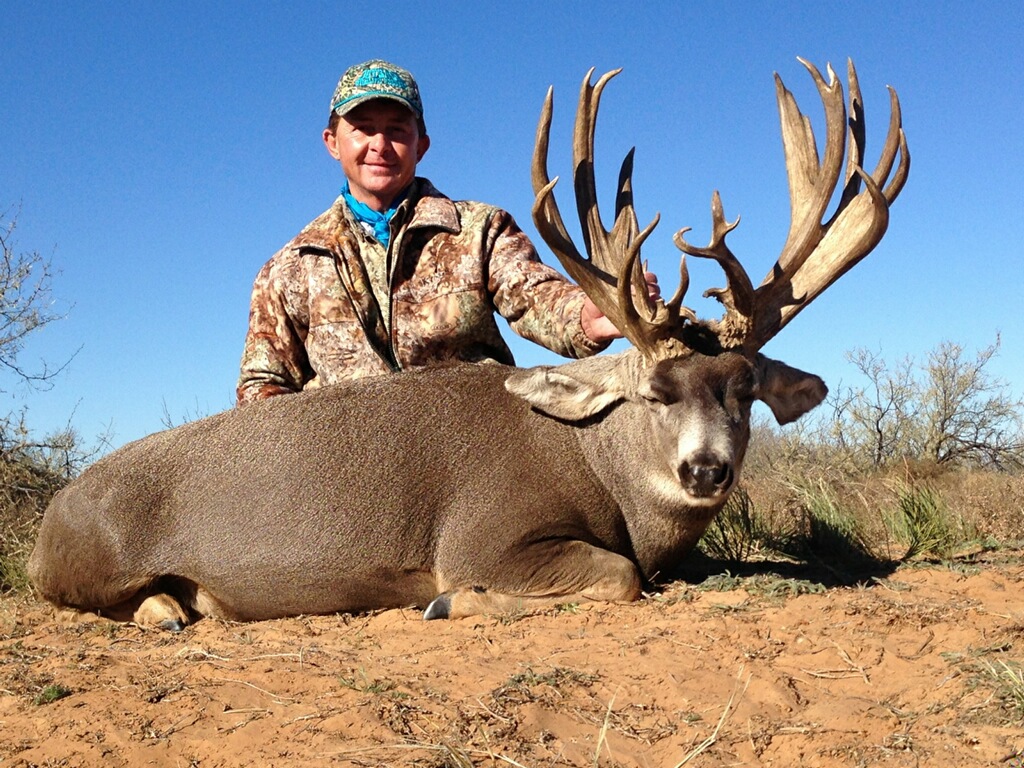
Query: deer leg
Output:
[[103, 577, 234, 631], [132, 593, 190, 632], [425, 542, 642, 620]]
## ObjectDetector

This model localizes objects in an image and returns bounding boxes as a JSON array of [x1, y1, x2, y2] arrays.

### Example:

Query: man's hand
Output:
[[580, 272, 661, 344]]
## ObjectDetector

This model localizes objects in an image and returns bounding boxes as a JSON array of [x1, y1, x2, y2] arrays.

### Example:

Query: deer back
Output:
[[29, 363, 626, 619]]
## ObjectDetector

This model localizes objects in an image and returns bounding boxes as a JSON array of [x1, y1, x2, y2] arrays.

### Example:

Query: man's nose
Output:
[[368, 132, 390, 153]]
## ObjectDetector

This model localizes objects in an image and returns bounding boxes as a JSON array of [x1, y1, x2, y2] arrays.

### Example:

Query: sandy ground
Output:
[[2, 551, 1023, 768]]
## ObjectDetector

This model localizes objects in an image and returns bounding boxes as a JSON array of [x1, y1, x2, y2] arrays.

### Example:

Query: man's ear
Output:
[[755, 354, 828, 425], [505, 356, 628, 422], [323, 128, 341, 160], [416, 134, 430, 162]]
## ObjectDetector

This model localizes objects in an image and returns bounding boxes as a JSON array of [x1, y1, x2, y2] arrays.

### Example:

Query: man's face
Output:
[[323, 100, 430, 212]]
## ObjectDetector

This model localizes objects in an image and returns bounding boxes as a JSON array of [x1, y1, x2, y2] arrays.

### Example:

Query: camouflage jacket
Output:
[[236, 179, 606, 405]]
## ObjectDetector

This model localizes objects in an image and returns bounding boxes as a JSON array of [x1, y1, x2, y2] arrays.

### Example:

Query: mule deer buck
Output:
[[30, 59, 908, 629]]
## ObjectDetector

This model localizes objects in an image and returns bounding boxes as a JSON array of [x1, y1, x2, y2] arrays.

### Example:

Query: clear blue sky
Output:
[[3, 1, 1022, 451]]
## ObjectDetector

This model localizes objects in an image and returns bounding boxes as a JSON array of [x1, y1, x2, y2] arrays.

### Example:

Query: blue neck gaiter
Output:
[[341, 183, 409, 249]]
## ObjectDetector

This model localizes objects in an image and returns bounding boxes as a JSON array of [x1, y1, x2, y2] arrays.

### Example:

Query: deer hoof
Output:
[[423, 593, 452, 620]]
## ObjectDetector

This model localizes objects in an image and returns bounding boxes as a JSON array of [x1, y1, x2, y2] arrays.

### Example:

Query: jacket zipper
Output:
[[331, 251, 400, 373]]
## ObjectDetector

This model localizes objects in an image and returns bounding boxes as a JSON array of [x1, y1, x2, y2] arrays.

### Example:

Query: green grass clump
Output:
[[698, 488, 761, 563], [698, 480, 887, 581], [886, 483, 977, 561], [33, 683, 72, 706], [778, 479, 879, 574]]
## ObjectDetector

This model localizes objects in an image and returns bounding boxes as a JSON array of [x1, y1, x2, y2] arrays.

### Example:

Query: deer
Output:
[[29, 59, 908, 630]]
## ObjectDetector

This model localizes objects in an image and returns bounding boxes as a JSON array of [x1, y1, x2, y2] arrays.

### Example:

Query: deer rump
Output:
[[29, 352, 811, 626]]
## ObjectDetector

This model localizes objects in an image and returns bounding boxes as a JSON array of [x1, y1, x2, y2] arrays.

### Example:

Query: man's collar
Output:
[[401, 179, 460, 233], [290, 178, 460, 253]]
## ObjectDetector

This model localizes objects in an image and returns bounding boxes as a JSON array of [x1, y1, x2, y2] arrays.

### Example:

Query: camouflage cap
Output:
[[331, 60, 424, 120]]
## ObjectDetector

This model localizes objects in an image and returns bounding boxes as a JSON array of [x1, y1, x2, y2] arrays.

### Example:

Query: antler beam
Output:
[[534, 59, 909, 361], [532, 69, 693, 361]]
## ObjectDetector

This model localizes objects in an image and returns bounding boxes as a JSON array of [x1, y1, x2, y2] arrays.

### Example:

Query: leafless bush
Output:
[[0, 207, 88, 593], [0, 206, 68, 390], [808, 338, 1023, 471], [0, 420, 77, 592]]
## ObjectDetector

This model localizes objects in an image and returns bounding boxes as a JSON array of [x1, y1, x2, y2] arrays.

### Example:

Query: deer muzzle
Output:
[[678, 454, 735, 499]]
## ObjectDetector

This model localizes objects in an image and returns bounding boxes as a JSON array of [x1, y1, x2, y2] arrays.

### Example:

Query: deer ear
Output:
[[755, 354, 828, 425], [505, 358, 628, 421]]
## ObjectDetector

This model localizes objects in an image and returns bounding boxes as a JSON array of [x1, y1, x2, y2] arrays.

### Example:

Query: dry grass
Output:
[[0, 452, 69, 594], [738, 460, 1024, 566]]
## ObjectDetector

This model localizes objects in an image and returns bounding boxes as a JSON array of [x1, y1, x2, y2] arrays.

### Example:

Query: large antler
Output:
[[674, 58, 910, 352], [532, 69, 696, 361]]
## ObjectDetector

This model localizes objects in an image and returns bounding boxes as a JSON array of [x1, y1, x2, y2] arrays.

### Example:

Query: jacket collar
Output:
[[290, 178, 460, 253]]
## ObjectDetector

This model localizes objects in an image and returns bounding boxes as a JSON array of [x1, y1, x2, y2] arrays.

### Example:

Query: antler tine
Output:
[[673, 192, 757, 350], [749, 58, 910, 346], [839, 59, 865, 207], [878, 85, 911, 202], [773, 58, 849, 278], [532, 69, 673, 361], [572, 68, 616, 259], [532, 86, 583, 274], [571, 68, 664, 326], [834, 60, 910, 221]]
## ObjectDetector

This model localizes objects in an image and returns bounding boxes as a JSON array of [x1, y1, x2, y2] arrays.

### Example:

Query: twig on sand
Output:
[[176, 646, 232, 663], [319, 742, 530, 767], [801, 642, 870, 683], [593, 688, 619, 767], [210, 677, 297, 704], [674, 665, 751, 767]]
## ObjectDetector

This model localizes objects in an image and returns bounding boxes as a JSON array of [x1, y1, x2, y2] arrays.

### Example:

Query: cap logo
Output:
[[355, 68, 407, 91]]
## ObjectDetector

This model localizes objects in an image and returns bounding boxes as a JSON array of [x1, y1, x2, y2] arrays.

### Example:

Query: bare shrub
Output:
[[0, 207, 86, 593], [818, 338, 1024, 470], [0, 206, 68, 389], [922, 338, 1024, 469], [0, 417, 81, 592]]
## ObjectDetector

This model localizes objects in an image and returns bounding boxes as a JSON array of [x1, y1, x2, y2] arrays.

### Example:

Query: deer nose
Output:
[[678, 456, 734, 497]]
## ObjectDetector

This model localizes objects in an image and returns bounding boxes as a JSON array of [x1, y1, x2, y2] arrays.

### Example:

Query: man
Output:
[[237, 60, 646, 406]]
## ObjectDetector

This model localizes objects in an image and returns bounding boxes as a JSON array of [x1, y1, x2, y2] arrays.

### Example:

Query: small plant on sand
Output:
[[698, 488, 761, 563], [980, 659, 1024, 722], [494, 666, 599, 704], [32, 682, 72, 706], [886, 483, 976, 561], [944, 646, 1024, 725], [337, 668, 406, 698]]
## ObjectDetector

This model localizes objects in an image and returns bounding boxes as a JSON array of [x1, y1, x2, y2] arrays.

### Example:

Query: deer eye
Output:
[[722, 371, 756, 421], [637, 382, 676, 405]]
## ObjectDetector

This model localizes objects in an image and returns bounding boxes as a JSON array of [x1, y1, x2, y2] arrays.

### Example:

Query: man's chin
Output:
[[362, 179, 407, 200]]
